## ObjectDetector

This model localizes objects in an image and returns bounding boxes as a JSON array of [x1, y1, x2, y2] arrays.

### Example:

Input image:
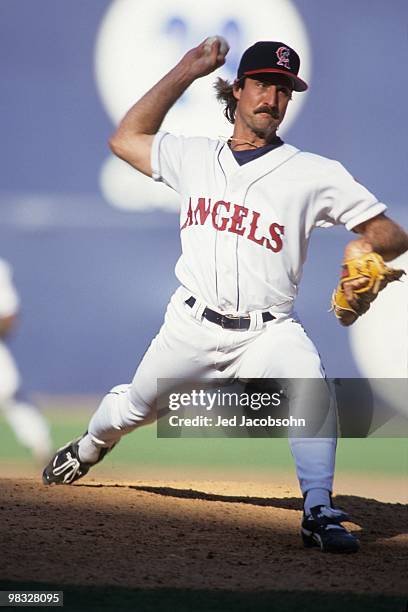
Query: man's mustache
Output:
[[255, 106, 280, 119]]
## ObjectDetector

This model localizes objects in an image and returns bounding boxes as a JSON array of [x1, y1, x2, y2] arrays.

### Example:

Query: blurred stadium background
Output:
[[1, 0, 407, 479]]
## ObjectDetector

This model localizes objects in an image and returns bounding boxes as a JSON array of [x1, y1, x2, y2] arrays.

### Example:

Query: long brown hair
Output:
[[213, 77, 244, 124]]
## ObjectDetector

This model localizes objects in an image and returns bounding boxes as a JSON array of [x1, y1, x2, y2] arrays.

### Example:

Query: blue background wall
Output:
[[1, 0, 406, 392]]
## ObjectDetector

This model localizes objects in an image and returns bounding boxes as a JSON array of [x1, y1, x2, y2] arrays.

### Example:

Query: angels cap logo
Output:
[[276, 46, 291, 69]]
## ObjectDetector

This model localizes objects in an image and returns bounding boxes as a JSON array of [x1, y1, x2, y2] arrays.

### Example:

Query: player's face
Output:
[[233, 75, 293, 143]]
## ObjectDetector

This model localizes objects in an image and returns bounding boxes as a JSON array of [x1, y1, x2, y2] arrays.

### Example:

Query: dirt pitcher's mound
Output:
[[0, 478, 406, 597]]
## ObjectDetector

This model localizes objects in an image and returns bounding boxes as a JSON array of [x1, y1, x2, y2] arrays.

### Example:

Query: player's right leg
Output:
[[236, 316, 358, 552], [42, 289, 219, 485]]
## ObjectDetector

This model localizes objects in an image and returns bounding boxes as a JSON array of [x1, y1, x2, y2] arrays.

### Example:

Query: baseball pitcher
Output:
[[43, 39, 408, 553]]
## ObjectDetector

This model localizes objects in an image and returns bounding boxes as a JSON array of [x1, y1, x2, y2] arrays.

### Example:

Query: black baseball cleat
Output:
[[301, 505, 360, 553], [42, 434, 112, 485]]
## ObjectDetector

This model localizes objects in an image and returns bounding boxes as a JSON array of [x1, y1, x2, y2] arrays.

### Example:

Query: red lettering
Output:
[[212, 201, 230, 231], [182, 196, 284, 254], [180, 197, 193, 230], [267, 223, 285, 252], [228, 204, 249, 236], [247, 211, 267, 247], [193, 198, 211, 226]]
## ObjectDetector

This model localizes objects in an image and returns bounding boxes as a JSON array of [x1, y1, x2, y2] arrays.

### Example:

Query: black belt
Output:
[[185, 296, 275, 330]]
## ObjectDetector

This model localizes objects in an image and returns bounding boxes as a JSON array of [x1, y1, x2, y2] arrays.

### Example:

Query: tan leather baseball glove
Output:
[[331, 252, 405, 326]]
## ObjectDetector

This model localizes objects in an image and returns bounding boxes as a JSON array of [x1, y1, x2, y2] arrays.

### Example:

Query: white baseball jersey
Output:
[[151, 132, 386, 315]]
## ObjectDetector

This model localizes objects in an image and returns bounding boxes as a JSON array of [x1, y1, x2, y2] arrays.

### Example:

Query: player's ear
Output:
[[232, 78, 243, 101]]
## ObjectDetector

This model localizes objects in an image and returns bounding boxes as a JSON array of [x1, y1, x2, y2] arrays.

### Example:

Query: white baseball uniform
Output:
[[82, 134, 386, 495], [0, 258, 52, 463]]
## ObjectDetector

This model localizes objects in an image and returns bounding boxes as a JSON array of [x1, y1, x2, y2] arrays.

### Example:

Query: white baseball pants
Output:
[[87, 287, 336, 494]]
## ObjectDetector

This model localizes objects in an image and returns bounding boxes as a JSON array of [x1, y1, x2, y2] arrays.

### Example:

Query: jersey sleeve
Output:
[[150, 131, 185, 192], [0, 260, 19, 317], [313, 161, 387, 230]]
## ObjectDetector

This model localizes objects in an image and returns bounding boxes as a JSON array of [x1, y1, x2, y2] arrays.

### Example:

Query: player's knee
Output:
[[291, 354, 325, 378], [127, 383, 157, 425], [107, 383, 156, 432], [275, 349, 324, 378]]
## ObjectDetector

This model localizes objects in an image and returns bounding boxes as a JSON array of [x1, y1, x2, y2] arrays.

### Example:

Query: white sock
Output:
[[77, 433, 108, 464], [304, 488, 331, 514]]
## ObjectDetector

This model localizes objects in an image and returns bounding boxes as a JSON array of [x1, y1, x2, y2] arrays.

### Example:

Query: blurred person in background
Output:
[[0, 257, 52, 465]]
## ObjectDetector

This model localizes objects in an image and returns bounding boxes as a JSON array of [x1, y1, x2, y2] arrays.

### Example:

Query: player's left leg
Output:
[[43, 287, 224, 484], [236, 316, 359, 553]]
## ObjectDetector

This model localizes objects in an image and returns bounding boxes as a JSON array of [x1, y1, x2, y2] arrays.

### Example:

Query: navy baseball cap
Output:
[[237, 41, 308, 92]]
